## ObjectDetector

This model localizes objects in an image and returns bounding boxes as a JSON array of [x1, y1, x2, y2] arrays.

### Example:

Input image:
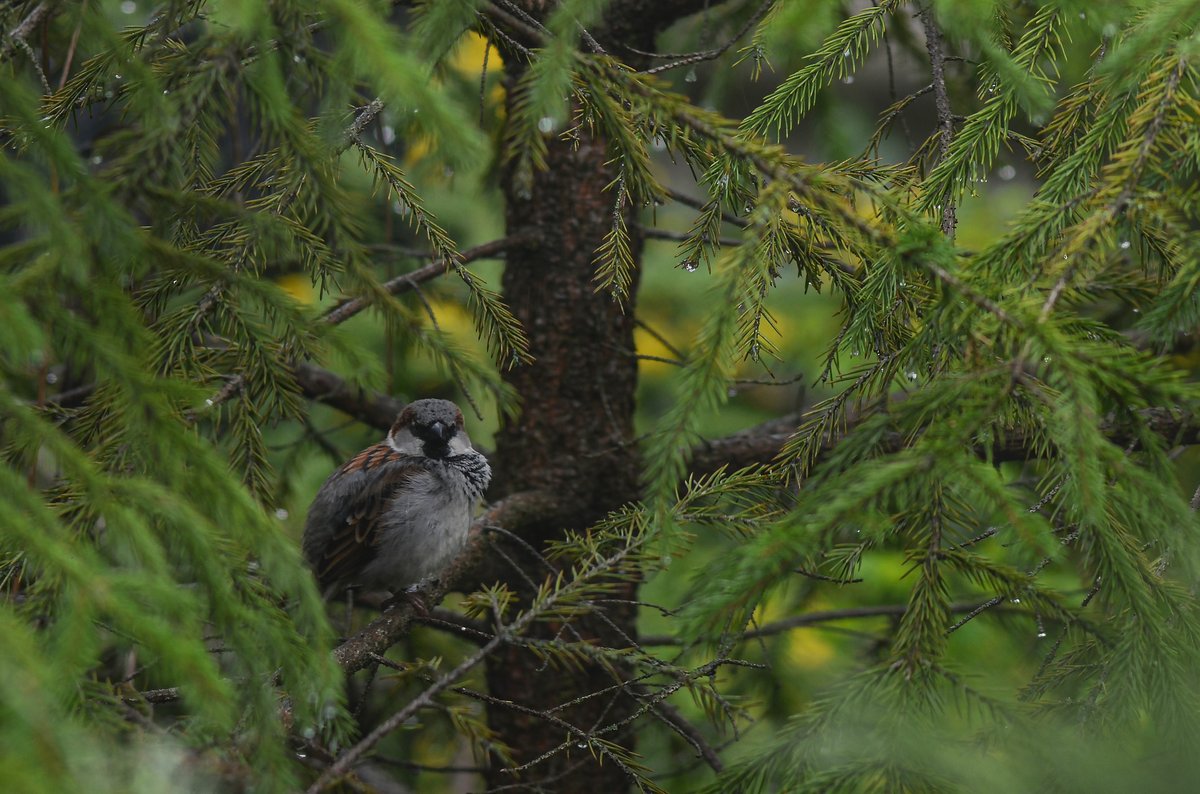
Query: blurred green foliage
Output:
[[4, 1, 1200, 792]]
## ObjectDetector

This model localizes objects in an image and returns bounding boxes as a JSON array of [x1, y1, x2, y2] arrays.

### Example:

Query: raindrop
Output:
[[537, 116, 556, 134], [576, 742, 588, 749], [651, 135, 666, 151], [275, 508, 289, 520], [162, 89, 169, 95], [381, 125, 396, 145], [1131, 307, 1140, 314], [293, 54, 303, 63], [843, 48, 851, 58], [998, 165, 1016, 181], [851, 350, 859, 357], [296, 751, 308, 760], [1011, 597, 1021, 604], [90, 154, 103, 165], [114, 73, 122, 80], [681, 260, 698, 272], [841, 75, 855, 85], [1042, 356, 1051, 364], [987, 81, 998, 94], [906, 371, 918, 381], [1119, 240, 1131, 249], [898, 279, 907, 287], [204, 398, 214, 407], [120, 0, 138, 13], [684, 68, 698, 83], [1036, 630, 1048, 638], [46, 372, 59, 384], [1079, 11, 1086, 19], [743, 203, 753, 213]]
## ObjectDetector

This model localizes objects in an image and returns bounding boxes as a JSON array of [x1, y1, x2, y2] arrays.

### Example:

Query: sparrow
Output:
[[302, 399, 491, 600]]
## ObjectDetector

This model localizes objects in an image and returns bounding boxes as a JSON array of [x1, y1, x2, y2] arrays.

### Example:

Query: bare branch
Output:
[[1, 1, 56, 64], [687, 400, 1200, 477], [313, 513, 652, 792], [321, 235, 525, 326], [640, 0, 776, 76], [919, 5, 958, 238], [291, 363, 405, 431], [332, 491, 560, 675], [640, 600, 1023, 646]]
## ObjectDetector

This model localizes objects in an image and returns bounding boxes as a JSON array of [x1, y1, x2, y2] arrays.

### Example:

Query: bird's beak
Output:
[[428, 420, 451, 442]]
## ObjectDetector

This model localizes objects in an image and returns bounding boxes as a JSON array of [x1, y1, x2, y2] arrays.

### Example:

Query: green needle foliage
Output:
[[4, 0, 1200, 792]]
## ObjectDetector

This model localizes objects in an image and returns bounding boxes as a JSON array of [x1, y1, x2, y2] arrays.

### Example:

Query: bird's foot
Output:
[[382, 581, 436, 617]]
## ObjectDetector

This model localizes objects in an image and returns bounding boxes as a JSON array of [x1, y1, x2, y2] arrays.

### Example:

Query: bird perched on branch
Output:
[[302, 399, 491, 603]]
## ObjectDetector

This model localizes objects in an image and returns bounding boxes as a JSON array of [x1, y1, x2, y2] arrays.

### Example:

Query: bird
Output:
[[302, 399, 491, 603]]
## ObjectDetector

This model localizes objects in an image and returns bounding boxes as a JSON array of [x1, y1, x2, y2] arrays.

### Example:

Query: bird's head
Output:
[[387, 399, 470, 459]]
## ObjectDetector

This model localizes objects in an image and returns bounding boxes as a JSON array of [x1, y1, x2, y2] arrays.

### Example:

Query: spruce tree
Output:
[[3, 1, 1200, 792]]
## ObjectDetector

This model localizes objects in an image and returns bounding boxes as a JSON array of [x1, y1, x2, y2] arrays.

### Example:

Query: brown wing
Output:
[[315, 444, 426, 588]]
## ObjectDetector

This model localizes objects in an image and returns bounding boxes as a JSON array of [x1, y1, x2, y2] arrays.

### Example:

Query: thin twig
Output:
[[793, 567, 863, 584], [665, 187, 747, 228], [312, 519, 647, 791], [56, 0, 86, 89], [641, 0, 776, 76], [944, 596, 1004, 634], [308, 633, 508, 793], [640, 601, 1016, 646], [637, 224, 742, 249], [321, 235, 524, 326]]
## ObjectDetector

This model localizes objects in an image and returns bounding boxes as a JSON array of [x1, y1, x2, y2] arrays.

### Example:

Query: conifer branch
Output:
[[316, 516, 654, 792], [1038, 55, 1187, 321], [640, 601, 1026, 646], [688, 402, 1200, 476], [332, 491, 561, 675], [194, 236, 523, 416], [919, 5, 958, 237], [321, 235, 526, 326], [313, 635, 510, 793], [0, 1, 55, 63], [640, 0, 776, 76]]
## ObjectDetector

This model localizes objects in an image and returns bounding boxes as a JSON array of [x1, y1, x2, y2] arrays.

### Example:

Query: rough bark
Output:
[[479, 4, 738, 788], [484, 105, 643, 793]]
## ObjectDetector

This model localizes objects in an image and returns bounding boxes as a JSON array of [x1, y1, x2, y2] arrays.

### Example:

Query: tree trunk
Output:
[[485, 114, 643, 790]]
